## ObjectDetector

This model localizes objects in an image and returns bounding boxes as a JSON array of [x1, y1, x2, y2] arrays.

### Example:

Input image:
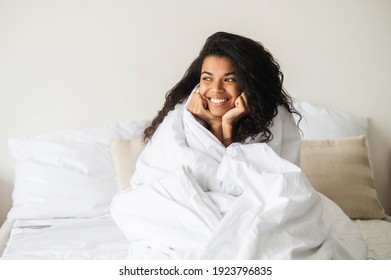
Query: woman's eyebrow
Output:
[[201, 71, 235, 76]]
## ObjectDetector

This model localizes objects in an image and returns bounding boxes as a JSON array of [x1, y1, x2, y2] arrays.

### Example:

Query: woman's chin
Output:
[[209, 109, 226, 118], [209, 106, 234, 118]]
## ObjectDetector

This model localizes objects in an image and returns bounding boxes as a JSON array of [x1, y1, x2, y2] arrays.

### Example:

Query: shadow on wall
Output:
[[367, 120, 391, 216], [0, 178, 12, 225], [389, 150, 391, 215]]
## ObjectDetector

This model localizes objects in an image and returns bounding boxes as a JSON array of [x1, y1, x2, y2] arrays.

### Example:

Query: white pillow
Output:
[[293, 101, 368, 140], [294, 100, 373, 166], [8, 120, 147, 219]]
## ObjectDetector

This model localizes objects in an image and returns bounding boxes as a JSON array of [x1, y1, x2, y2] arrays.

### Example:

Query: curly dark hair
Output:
[[143, 31, 301, 143]]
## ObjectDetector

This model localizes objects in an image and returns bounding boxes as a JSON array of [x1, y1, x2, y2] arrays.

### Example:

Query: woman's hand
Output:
[[188, 91, 249, 147], [220, 93, 248, 147], [222, 92, 249, 126], [187, 90, 221, 127]]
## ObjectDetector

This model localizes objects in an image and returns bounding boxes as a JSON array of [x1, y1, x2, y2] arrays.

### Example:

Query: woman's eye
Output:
[[225, 77, 236, 82], [202, 76, 212, 81]]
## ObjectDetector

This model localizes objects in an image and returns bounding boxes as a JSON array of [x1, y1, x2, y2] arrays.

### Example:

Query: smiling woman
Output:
[[199, 56, 242, 117], [188, 56, 248, 146], [144, 31, 302, 151], [109, 32, 369, 260]]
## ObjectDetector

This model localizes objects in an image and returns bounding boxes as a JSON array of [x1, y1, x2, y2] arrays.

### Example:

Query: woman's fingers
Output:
[[222, 93, 249, 125], [240, 92, 248, 109], [188, 92, 214, 122], [236, 93, 249, 115]]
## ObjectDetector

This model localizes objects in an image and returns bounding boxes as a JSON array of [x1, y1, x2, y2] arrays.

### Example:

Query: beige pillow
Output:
[[301, 136, 385, 219], [110, 139, 145, 190]]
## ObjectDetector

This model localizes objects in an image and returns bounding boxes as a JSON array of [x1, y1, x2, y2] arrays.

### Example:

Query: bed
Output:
[[0, 101, 390, 260]]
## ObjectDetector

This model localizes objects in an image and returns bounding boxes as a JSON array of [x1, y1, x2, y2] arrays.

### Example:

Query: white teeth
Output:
[[210, 98, 228, 104]]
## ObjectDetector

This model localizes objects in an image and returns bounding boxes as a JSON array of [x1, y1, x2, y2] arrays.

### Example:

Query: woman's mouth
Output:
[[209, 98, 229, 106]]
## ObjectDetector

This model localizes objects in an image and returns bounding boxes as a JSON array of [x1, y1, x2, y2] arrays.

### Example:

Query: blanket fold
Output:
[[111, 100, 367, 259]]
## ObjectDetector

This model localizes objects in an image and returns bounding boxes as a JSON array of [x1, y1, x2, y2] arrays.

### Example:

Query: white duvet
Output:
[[111, 99, 367, 260]]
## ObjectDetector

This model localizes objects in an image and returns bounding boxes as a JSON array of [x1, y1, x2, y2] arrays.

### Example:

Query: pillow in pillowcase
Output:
[[8, 120, 147, 220], [110, 138, 145, 190], [301, 136, 385, 219], [293, 101, 368, 140], [294, 101, 386, 219]]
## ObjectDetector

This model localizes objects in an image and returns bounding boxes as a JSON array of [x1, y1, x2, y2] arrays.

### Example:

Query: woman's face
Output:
[[199, 56, 242, 117]]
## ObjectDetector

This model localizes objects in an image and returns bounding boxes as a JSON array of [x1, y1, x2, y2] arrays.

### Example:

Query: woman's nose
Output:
[[211, 79, 225, 93]]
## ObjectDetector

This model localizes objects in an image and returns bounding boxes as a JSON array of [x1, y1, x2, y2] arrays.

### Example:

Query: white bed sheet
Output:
[[0, 215, 129, 260], [1, 217, 390, 260], [354, 219, 391, 260]]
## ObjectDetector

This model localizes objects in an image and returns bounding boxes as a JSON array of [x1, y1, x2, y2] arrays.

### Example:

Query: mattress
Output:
[[1, 216, 390, 260], [0, 215, 129, 259]]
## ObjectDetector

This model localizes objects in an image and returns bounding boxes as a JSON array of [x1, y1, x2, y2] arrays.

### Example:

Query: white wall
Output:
[[0, 0, 390, 224]]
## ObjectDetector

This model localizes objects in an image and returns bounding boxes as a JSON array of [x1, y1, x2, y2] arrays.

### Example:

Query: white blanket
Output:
[[111, 101, 367, 260]]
